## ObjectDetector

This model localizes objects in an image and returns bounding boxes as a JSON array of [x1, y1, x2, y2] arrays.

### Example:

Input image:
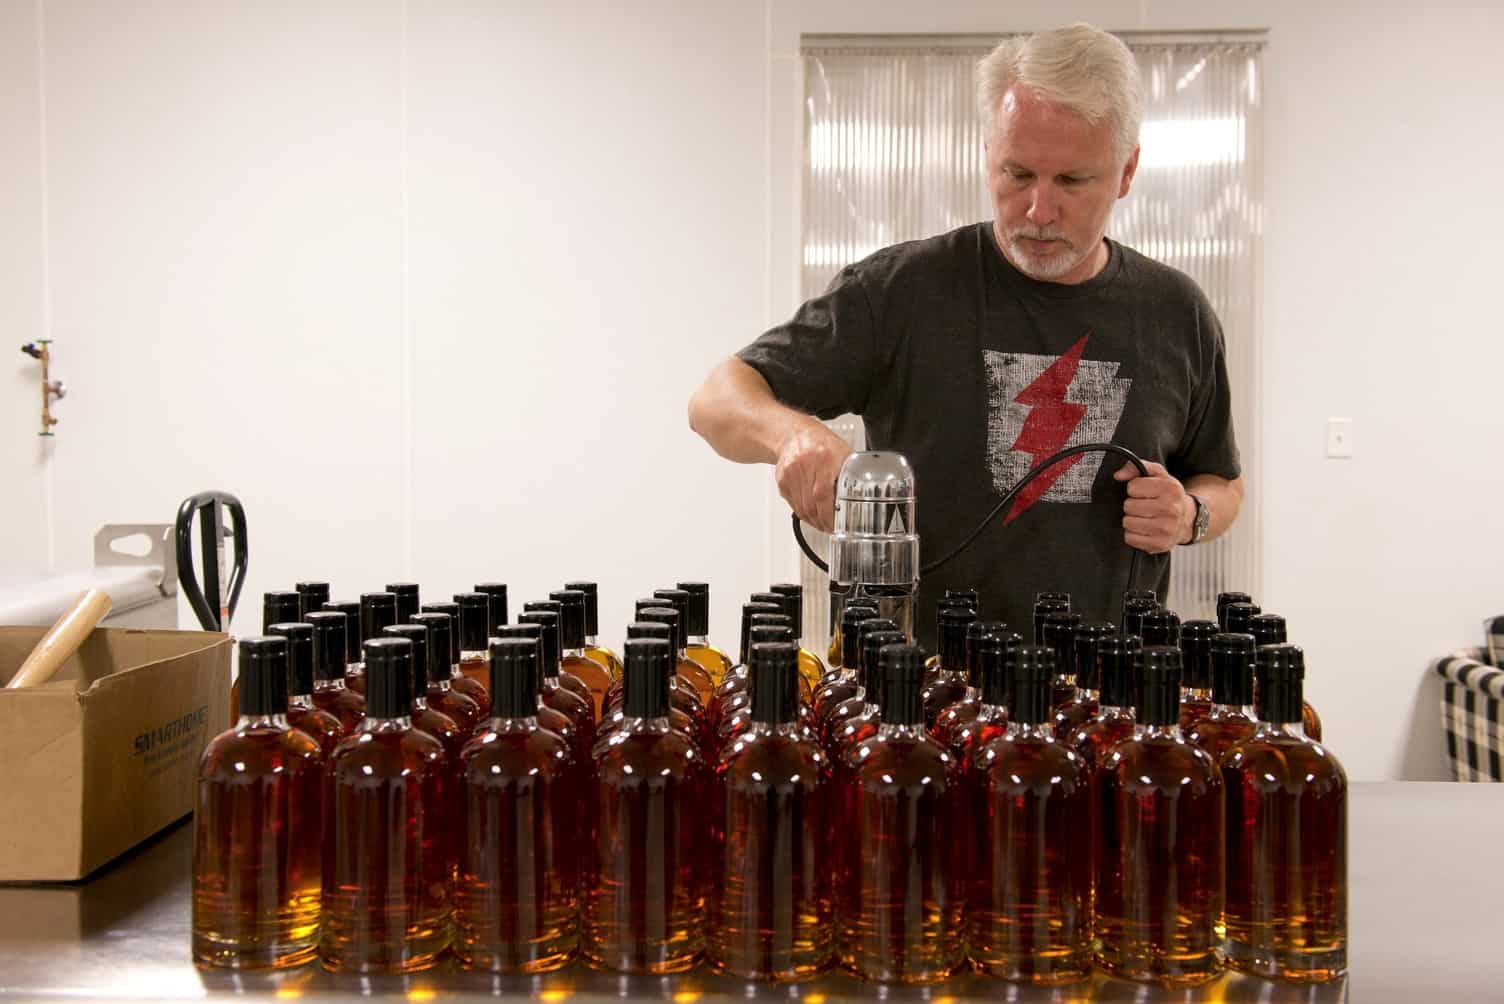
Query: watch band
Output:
[[1184, 493, 1210, 545]]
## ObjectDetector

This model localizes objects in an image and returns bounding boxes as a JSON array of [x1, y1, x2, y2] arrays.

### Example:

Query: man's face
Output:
[[985, 85, 1139, 284]]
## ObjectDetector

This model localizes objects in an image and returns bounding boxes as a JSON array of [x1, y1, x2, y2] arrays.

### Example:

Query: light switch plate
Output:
[[1327, 417, 1354, 459]]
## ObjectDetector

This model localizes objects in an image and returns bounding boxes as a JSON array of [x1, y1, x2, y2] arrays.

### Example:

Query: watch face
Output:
[[1193, 496, 1210, 540]]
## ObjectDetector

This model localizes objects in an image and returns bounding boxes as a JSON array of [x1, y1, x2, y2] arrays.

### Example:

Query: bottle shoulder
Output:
[[849, 732, 954, 789], [331, 723, 445, 768], [1222, 731, 1348, 791], [462, 726, 572, 775], [594, 728, 705, 778], [977, 732, 1087, 776], [1102, 733, 1221, 792], [200, 724, 322, 777], [718, 732, 827, 785]]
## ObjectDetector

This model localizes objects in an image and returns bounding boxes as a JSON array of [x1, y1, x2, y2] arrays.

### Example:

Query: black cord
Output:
[[792, 442, 1151, 593]]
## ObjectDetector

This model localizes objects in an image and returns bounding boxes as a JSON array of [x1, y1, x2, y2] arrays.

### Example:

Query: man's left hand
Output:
[[1113, 461, 1193, 554]]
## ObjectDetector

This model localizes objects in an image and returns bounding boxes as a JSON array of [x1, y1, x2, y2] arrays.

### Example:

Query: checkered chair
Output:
[[1435, 648, 1504, 782]]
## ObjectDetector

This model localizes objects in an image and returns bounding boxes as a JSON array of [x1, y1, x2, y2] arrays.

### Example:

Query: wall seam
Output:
[[35, 0, 55, 573], [399, 0, 414, 578]]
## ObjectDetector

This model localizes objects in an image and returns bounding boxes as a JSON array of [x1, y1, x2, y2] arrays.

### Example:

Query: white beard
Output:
[[1002, 232, 1094, 280]]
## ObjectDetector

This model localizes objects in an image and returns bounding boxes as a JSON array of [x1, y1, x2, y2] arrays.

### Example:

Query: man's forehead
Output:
[[991, 85, 1116, 162]]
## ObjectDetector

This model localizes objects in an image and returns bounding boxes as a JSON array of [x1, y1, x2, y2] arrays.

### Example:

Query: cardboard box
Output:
[[0, 626, 230, 882]]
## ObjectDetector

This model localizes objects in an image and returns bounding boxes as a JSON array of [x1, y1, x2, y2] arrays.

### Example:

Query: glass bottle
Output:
[[496, 623, 595, 767], [455, 638, 578, 973], [595, 621, 707, 758], [295, 581, 329, 619], [709, 641, 833, 979], [383, 624, 467, 767], [1032, 596, 1070, 645], [550, 590, 616, 716], [822, 625, 904, 759], [262, 591, 301, 633], [968, 645, 1093, 983], [1179, 620, 1219, 731], [1223, 644, 1347, 983], [411, 610, 490, 721], [651, 588, 718, 702], [769, 583, 826, 695], [822, 599, 879, 674], [268, 622, 343, 758], [630, 604, 711, 718], [1140, 608, 1181, 649], [320, 638, 450, 973], [924, 595, 978, 675], [1053, 622, 1114, 740], [583, 638, 709, 974], [420, 601, 492, 717], [566, 580, 623, 682], [711, 623, 797, 758], [474, 581, 510, 629], [1040, 611, 1084, 708], [321, 600, 362, 683], [345, 592, 397, 696], [1216, 591, 1253, 631], [305, 611, 366, 732], [1223, 601, 1262, 637], [385, 582, 420, 624], [839, 643, 964, 983], [944, 629, 1015, 772], [192, 636, 323, 969], [1096, 646, 1224, 986], [750, 591, 816, 703], [936, 624, 1017, 755], [455, 592, 502, 692], [521, 604, 599, 716], [709, 607, 789, 731], [812, 606, 878, 725], [1187, 632, 1259, 764], [1122, 596, 1158, 637], [1065, 633, 1140, 770], [1250, 612, 1324, 741], [923, 604, 977, 727], [675, 581, 733, 688]]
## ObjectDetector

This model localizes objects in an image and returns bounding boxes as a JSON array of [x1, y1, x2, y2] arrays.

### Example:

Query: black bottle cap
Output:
[[1072, 623, 1116, 691], [548, 590, 589, 648], [359, 592, 398, 644], [516, 611, 560, 671], [489, 638, 540, 718], [1216, 591, 1254, 631], [750, 641, 800, 724], [623, 638, 672, 718], [267, 622, 314, 696], [385, 582, 420, 623], [564, 582, 600, 635], [383, 624, 430, 696], [422, 602, 463, 663], [977, 630, 1013, 706], [626, 621, 673, 643], [363, 637, 413, 719], [652, 589, 694, 643], [1136, 646, 1183, 725], [1040, 612, 1083, 672], [1249, 613, 1288, 648], [637, 606, 684, 651], [238, 636, 289, 715], [1179, 620, 1218, 689], [1035, 591, 1071, 606], [1122, 597, 1159, 637], [262, 591, 301, 634], [938, 605, 978, 670], [676, 582, 711, 636], [1223, 601, 1262, 637], [748, 624, 795, 648], [495, 622, 544, 657], [409, 612, 453, 674], [945, 588, 980, 609], [1211, 633, 1256, 706], [1140, 609, 1181, 648], [454, 593, 492, 652], [748, 591, 784, 612], [1032, 599, 1071, 644], [1098, 634, 1143, 708], [1256, 644, 1305, 724], [322, 601, 361, 662], [844, 600, 880, 620], [305, 611, 348, 682], [855, 618, 900, 681], [842, 610, 879, 669], [295, 582, 330, 619], [1009, 645, 1055, 725], [965, 620, 1002, 685], [768, 584, 804, 636], [475, 583, 509, 628], [876, 643, 926, 725], [1123, 589, 1158, 606], [861, 630, 907, 695]]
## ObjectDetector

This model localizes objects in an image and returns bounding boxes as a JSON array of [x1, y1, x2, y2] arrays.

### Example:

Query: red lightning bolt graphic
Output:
[[1004, 335, 1090, 524]]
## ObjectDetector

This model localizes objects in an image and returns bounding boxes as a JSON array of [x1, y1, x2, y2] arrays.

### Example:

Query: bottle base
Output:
[[582, 949, 702, 975], [970, 946, 1094, 984], [1095, 946, 1223, 986], [192, 936, 318, 971], [455, 944, 576, 974], [1223, 938, 1347, 983], [319, 926, 450, 974]]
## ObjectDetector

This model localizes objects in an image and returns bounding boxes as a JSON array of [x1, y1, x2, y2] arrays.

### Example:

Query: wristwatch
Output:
[[1183, 493, 1210, 545]]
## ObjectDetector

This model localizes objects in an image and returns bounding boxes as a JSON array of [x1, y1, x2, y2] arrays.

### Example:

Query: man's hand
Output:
[[775, 420, 852, 533], [1113, 461, 1194, 554]]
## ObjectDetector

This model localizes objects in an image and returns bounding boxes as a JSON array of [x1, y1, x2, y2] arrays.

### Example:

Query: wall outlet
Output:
[[1327, 417, 1354, 459]]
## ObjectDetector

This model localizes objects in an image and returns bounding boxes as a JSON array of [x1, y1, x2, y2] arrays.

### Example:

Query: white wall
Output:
[[4, 0, 1500, 779]]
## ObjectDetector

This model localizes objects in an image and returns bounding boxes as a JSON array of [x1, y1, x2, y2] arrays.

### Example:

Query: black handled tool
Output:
[[175, 491, 248, 631]]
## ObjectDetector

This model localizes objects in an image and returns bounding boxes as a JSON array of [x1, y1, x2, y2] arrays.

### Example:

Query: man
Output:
[[687, 24, 1243, 645]]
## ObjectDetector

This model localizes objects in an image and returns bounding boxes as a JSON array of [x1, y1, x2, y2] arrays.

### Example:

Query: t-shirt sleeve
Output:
[[736, 265, 878, 421], [1168, 295, 1242, 482]]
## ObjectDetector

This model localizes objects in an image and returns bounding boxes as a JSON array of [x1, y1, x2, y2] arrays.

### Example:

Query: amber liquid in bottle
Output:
[[312, 679, 366, 733], [192, 714, 323, 969], [687, 640, 733, 689], [1223, 646, 1346, 983], [968, 722, 1093, 982], [586, 641, 624, 682], [709, 640, 833, 981], [456, 638, 578, 973], [583, 638, 707, 974], [563, 650, 613, 720]]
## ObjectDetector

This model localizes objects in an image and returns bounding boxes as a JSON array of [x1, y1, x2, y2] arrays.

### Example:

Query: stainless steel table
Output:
[[1, 781, 1488, 1002]]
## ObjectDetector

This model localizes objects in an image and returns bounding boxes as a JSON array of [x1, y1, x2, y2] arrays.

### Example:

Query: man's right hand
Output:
[[774, 420, 852, 534]]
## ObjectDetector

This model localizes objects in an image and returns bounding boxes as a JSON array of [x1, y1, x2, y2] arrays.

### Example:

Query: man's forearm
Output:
[[1183, 473, 1245, 544], [688, 357, 811, 464]]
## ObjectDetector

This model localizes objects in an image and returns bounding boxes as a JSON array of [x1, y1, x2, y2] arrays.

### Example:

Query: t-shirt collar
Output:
[[984, 222, 1123, 299]]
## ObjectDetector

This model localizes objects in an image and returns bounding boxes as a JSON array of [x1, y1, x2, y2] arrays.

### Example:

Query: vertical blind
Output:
[[797, 35, 1264, 626]]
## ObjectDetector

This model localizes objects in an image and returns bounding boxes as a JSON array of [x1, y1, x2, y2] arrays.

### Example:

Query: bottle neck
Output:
[[876, 721, 926, 741], [689, 633, 709, 647], [1004, 721, 1054, 742], [361, 714, 413, 731], [235, 713, 289, 729], [288, 693, 313, 710], [1213, 702, 1258, 720], [1182, 686, 1213, 701], [745, 720, 805, 740], [585, 633, 600, 648], [1052, 673, 1076, 687], [620, 715, 674, 734], [314, 678, 347, 693], [1098, 703, 1135, 719], [1257, 719, 1308, 740], [1134, 722, 1184, 741], [414, 696, 429, 711], [1076, 685, 1099, 702], [487, 714, 540, 732], [429, 678, 452, 694]]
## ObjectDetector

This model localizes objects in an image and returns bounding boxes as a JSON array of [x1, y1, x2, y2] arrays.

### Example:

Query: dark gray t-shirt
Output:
[[738, 222, 1240, 648]]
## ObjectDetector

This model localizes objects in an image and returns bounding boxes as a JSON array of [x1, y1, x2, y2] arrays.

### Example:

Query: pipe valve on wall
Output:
[[21, 341, 65, 436]]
